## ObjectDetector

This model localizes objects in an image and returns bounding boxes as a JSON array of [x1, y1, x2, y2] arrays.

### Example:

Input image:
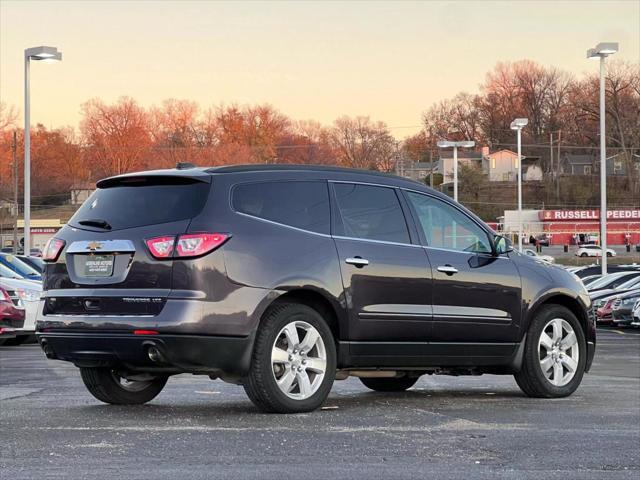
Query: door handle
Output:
[[437, 265, 458, 275], [345, 257, 369, 268]]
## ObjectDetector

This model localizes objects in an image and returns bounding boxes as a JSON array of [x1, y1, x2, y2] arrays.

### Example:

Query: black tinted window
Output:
[[233, 181, 330, 234], [70, 178, 210, 231], [334, 183, 410, 243]]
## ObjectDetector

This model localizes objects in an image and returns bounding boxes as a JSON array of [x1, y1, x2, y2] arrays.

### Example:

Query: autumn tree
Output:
[[330, 116, 396, 170], [149, 99, 200, 167], [80, 97, 151, 177]]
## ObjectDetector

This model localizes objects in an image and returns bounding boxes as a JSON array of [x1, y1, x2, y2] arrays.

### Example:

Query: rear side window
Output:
[[333, 183, 410, 244], [233, 181, 330, 234], [69, 177, 210, 231]]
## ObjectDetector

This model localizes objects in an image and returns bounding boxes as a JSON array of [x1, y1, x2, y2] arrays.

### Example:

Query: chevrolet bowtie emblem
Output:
[[86, 241, 103, 251]]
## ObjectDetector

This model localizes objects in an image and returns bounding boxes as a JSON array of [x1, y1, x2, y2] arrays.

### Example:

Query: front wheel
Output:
[[80, 368, 168, 405], [243, 303, 337, 413], [360, 376, 418, 392], [514, 305, 586, 398]]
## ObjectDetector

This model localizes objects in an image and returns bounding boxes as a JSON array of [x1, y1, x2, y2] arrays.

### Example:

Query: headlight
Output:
[[16, 288, 41, 302]]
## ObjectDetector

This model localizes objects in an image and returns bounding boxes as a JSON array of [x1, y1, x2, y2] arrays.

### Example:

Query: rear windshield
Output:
[[69, 177, 210, 231]]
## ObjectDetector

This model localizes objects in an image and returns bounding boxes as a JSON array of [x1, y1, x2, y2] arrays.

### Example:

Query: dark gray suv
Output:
[[37, 165, 595, 413]]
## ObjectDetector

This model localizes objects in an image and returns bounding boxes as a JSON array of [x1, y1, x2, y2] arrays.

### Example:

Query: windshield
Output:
[[69, 177, 210, 231], [0, 263, 23, 279], [0, 254, 41, 278], [617, 275, 640, 290]]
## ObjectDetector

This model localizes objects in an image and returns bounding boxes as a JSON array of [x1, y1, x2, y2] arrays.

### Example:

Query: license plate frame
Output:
[[83, 254, 115, 277]]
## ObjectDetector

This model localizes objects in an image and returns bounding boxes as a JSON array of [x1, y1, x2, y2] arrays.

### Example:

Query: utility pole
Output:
[[556, 129, 561, 203], [549, 132, 554, 176], [429, 149, 434, 188], [12, 131, 18, 254]]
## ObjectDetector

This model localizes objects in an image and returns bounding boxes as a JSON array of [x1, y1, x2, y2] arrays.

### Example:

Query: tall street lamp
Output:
[[587, 42, 618, 275], [24, 46, 62, 254], [436, 140, 475, 202], [510, 118, 528, 252]]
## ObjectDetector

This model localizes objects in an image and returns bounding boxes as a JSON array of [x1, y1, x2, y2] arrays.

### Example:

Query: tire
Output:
[[79, 367, 168, 405], [606, 252, 613, 257], [514, 304, 586, 398], [243, 303, 337, 413], [360, 376, 418, 392], [580, 252, 588, 257]]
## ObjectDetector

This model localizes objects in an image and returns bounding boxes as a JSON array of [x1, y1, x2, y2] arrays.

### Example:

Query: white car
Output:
[[575, 245, 616, 258], [0, 275, 42, 345], [523, 249, 555, 264]]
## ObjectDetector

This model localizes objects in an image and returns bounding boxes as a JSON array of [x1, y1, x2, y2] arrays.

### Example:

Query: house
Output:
[[561, 153, 628, 176], [484, 149, 541, 182], [397, 161, 436, 183], [561, 154, 594, 175], [438, 150, 484, 184]]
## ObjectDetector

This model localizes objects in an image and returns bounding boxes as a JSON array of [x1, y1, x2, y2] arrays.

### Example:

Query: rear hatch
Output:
[[42, 173, 211, 317]]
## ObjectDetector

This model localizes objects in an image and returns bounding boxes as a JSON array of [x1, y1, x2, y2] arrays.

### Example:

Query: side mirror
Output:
[[494, 235, 513, 255]]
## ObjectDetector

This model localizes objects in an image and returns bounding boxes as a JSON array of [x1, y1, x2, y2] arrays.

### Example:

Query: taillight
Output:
[[43, 237, 65, 262], [145, 236, 176, 259], [146, 233, 228, 259], [176, 233, 229, 258]]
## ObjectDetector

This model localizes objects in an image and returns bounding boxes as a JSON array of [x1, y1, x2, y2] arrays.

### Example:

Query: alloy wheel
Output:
[[538, 318, 580, 387], [271, 321, 327, 400]]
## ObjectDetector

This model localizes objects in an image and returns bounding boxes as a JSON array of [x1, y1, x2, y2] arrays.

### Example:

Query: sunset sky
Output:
[[1, 0, 638, 137]]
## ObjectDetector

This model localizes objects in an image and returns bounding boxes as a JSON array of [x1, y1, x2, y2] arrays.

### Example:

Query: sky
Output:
[[1, 0, 638, 137]]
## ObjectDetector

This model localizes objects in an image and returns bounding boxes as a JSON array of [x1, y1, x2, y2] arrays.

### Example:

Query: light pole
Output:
[[587, 42, 618, 275], [24, 46, 62, 255], [510, 118, 528, 252], [436, 140, 475, 202]]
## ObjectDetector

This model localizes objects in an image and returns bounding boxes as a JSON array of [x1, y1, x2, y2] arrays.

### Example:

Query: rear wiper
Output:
[[78, 218, 112, 230]]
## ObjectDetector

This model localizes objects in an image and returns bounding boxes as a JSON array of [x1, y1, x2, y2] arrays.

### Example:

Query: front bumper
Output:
[[37, 332, 253, 376]]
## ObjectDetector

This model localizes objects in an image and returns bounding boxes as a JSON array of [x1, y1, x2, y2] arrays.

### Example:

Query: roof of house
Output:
[[439, 151, 483, 160], [563, 154, 595, 165]]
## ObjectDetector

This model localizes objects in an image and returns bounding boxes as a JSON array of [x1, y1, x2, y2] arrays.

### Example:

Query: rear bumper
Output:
[[37, 332, 253, 376]]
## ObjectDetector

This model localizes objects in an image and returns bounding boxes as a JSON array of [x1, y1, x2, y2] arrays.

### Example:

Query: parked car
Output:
[[36, 165, 595, 413], [0, 253, 42, 281], [0, 285, 25, 346], [596, 297, 617, 325], [586, 271, 640, 292], [0, 277, 41, 345], [571, 265, 640, 279], [575, 245, 616, 258], [16, 255, 44, 273], [523, 248, 555, 264], [535, 235, 550, 247], [611, 290, 640, 327], [631, 300, 640, 327], [581, 275, 603, 288]]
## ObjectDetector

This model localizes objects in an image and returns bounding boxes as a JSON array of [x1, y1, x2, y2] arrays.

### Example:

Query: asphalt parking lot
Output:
[[1, 329, 638, 480]]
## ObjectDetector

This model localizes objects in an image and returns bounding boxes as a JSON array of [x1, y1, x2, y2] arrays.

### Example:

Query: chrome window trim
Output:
[[332, 235, 422, 249], [233, 211, 333, 238]]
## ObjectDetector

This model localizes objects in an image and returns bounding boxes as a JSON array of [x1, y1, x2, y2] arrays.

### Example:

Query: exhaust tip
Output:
[[41, 341, 57, 359], [147, 345, 166, 364]]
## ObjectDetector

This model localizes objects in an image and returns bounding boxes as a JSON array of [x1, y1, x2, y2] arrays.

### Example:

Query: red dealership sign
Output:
[[539, 209, 640, 221]]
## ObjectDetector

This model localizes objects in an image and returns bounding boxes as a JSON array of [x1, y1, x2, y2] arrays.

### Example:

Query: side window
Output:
[[233, 181, 330, 234], [406, 192, 492, 254], [333, 183, 410, 244]]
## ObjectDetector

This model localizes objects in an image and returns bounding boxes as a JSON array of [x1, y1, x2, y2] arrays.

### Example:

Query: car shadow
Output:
[[70, 385, 531, 419]]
